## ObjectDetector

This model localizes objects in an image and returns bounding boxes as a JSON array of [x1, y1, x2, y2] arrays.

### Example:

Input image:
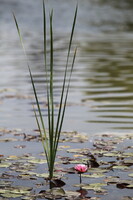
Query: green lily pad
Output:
[[21, 197, 34, 200], [1, 193, 23, 198], [126, 184, 133, 189], [113, 165, 129, 170], [28, 159, 47, 164], [67, 148, 89, 154], [0, 162, 12, 168], [128, 173, 133, 177], [82, 173, 105, 178], [74, 182, 107, 192], [124, 160, 133, 165], [42, 188, 65, 199], [0, 180, 12, 187], [88, 168, 109, 173], [92, 149, 109, 154], [7, 155, 20, 160], [123, 152, 133, 157], [0, 186, 32, 195], [103, 152, 121, 157], [50, 188, 65, 196], [0, 138, 18, 142], [34, 173, 49, 178], [65, 190, 80, 198], [104, 176, 120, 184]]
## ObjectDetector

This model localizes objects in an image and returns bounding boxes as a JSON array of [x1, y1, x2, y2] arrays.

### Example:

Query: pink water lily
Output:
[[74, 164, 88, 173], [74, 164, 88, 184]]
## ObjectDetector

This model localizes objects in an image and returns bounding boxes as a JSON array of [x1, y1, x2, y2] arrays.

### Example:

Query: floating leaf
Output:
[[128, 173, 133, 178], [67, 148, 89, 154], [1, 193, 23, 198], [7, 155, 19, 160], [126, 184, 133, 189], [88, 168, 109, 174], [82, 173, 105, 178], [113, 165, 129, 170], [74, 182, 107, 192], [123, 152, 133, 157], [103, 152, 121, 157], [0, 138, 18, 142], [42, 188, 65, 199], [51, 188, 65, 196], [124, 160, 133, 165], [65, 190, 80, 198], [104, 176, 120, 184], [28, 159, 47, 164], [0, 180, 12, 187], [0, 162, 12, 168]]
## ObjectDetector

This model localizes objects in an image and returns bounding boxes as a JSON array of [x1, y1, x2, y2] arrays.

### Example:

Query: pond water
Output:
[[1, 0, 133, 136], [1, 1, 133, 200]]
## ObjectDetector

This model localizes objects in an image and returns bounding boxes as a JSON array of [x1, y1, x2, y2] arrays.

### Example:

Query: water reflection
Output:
[[80, 33, 133, 131]]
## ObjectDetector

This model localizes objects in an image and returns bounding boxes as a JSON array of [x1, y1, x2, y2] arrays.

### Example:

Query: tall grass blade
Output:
[[54, 5, 78, 149], [13, 12, 49, 162], [54, 48, 77, 154], [33, 106, 50, 168], [49, 10, 55, 178]]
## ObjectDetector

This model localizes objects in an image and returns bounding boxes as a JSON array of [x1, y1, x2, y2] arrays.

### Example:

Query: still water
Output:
[[1, 0, 133, 135]]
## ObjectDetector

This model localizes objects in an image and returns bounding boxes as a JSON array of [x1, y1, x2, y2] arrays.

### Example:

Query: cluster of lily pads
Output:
[[0, 128, 133, 199]]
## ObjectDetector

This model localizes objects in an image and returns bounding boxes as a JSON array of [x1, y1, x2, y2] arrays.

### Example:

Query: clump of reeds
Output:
[[13, 0, 78, 180]]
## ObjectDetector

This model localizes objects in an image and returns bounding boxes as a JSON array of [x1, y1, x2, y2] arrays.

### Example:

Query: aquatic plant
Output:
[[74, 164, 88, 183], [74, 164, 88, 173], [13, 1, 78, 180]]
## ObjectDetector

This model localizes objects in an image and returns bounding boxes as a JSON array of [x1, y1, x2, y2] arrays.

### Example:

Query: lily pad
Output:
[[40, 188, 65, 199], [67, 148, 89, 154], [82, 173, 105, 178], [113, 165, 129, 170], [0, 138, 18, 142], [74, 182, 107, 192], [0, 180, 12, 187], [50, 188, 65, 196], [65, 190, 80, 198], [103, 152, 122, 157], [104, 176, 120, 184], [123, 152, 133, 157], [0, 162, 12, 168], [88, 168, 109, 173], [28, 159, 47, 164], [128, 173, 133, 178], [1, 193, 23, 198]]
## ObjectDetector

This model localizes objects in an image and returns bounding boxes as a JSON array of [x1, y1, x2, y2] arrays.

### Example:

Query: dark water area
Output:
[[1, 0, 133, 135]]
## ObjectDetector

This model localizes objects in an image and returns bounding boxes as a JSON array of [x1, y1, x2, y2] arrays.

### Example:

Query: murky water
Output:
[[1, 0, 133, 135]]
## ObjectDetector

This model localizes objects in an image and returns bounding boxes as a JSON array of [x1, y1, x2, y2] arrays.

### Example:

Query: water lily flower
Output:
[[74, 164, 88, 173], [74, 164, 88, 183]]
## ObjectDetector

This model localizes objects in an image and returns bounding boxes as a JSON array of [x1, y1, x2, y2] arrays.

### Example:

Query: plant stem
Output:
[[80, 173, 82, 184]]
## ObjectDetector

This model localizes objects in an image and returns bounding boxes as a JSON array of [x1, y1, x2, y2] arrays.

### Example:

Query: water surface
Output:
[[0, 0, 133, 135]]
